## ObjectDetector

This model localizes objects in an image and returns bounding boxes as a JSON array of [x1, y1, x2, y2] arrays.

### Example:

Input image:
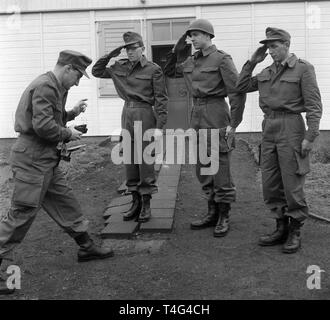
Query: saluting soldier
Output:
[[0, 50, 114, 295], [92, 32, 168, 223], [164, 19, 246, 237], [236, 27, 322, 253]]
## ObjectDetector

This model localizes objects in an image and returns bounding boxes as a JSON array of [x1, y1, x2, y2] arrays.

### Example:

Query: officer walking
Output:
[[165, 19, 246, 237], [92, 32, 168, 223], [236, 27, 322, 253], [0, 50, 114, 295]]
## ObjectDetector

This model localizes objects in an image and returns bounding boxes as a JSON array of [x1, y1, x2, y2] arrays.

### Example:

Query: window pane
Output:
[[172, 21, 190, 40], [152, 22, 171, 41]]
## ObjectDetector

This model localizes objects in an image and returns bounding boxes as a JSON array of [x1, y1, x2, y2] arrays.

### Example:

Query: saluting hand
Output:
[[72, 99, 88, 116], [108, 46, 123, 58], [173, 33, 188, 53], [250, 45, 268, 64]]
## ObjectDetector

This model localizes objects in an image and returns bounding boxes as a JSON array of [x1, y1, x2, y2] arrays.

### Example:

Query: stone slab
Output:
[[152, 192, 177, 201], [103, 203, 132, 219], [157, 176, 180, 187], [158, 186, 178, 194], [101, 221, 139, 239], [139, 218, 173, 233], [151, 208, 175, 219], [150, 199, 176, 209], [104, 212, 125, 224], [106, 195, 132, 208], [159, 165, 181, 176]]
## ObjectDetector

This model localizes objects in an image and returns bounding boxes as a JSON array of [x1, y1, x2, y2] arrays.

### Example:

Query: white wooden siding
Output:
[[0, 1, 329, 138], [0, 0, 282, 13]]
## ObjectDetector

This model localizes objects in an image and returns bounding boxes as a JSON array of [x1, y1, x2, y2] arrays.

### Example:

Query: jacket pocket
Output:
[[12, 170, 44, 207], [257, 73, 271, 82], [183, 67, 193, 73], [113, 71, 126, 77], [200, 66, 219, 73], [294, 147, 310, 176], [279, 76, 300, 98], [280, 76, 300, 83], [257, 73, 271, 97], [219, 127, 235, 153], [12, 144, 26, 153], [135, 74, 152, 80]]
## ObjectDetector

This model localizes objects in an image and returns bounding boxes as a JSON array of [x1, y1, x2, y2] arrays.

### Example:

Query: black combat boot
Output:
[[123, 191, 142, 221], [0, 259, 15, 295], [138, 195, 151, 223], [282, 218, 303, 254], [213, 203, 230, 237], [258, 216, 289, 246], [191, 200, 218, 230], [75, 233, 114, 262]]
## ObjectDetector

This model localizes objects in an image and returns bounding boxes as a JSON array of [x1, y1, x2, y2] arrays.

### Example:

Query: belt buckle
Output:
[[128, 101, 134, 108], [196, 97, 206, 105]]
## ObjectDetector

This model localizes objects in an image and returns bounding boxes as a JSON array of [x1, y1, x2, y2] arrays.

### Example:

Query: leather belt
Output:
[[264, 109, 300, 118], [193, 96, 225, 105], [124, 100, 152, 108]]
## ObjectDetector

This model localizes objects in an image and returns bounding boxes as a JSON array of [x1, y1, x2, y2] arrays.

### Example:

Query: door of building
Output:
[[148, 18, 193, 130]]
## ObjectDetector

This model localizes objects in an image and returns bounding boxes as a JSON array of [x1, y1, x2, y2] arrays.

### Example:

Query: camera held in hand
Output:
[[74, 124, 88, 134]]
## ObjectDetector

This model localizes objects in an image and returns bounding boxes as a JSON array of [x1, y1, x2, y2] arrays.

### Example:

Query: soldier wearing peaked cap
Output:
[[92, 32, 168, 223], [236, 27, 323, 253], [164, 19, 246, 238], [0, 50, 114, 295]]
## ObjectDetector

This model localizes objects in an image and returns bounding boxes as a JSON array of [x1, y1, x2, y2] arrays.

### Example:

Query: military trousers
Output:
[[121, 102, 158, 195], [191, 97, 236, 203], [0, 136, 89, 260], [261, 111, 310, 222]]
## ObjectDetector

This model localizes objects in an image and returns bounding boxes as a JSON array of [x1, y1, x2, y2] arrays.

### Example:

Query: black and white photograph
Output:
[[0, 0, 329, 306]]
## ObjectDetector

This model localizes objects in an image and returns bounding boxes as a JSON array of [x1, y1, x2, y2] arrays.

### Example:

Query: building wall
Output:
[[0, 1, 329, 138], [0, 0, 291, 13]]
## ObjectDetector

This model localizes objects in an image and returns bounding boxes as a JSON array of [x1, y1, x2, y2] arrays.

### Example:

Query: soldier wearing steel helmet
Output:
[[165, 19, 246, 237]]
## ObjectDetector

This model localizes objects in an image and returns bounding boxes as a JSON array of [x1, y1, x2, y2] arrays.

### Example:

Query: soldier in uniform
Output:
[[0, 50, 114, 295], [236, 27, 322, 253], [164, 19, 246, 237], [92, 32, 168, 223]]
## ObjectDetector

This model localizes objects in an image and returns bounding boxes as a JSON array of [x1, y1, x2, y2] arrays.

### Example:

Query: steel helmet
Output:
[[186, 19, 215, 39]]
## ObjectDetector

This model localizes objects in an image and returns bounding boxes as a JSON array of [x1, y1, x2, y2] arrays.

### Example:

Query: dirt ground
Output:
[[0, 136, 330, 300]]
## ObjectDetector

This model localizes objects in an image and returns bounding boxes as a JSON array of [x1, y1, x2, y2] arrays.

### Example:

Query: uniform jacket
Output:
[[92, 54, 168, 129], [236, 54, 322, 142], [15, 71, 74, 144], [12, 71, 76, 171], [165, 44, 246, 129]]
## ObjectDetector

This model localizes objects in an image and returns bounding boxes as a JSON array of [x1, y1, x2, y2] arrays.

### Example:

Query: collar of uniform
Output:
[[139, 55, 148, 67], [194, 44, 217, 58], [48, 71, 66, 93], [202, 44, 217, 57], [285, 53, 298, 68], [269, 54, 297, 73]]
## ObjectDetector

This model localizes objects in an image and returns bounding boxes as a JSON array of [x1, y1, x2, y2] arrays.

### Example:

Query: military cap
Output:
[[122, 31, 144, 48], [259, 27, 291, 44], [57, 50, 92, 78]]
